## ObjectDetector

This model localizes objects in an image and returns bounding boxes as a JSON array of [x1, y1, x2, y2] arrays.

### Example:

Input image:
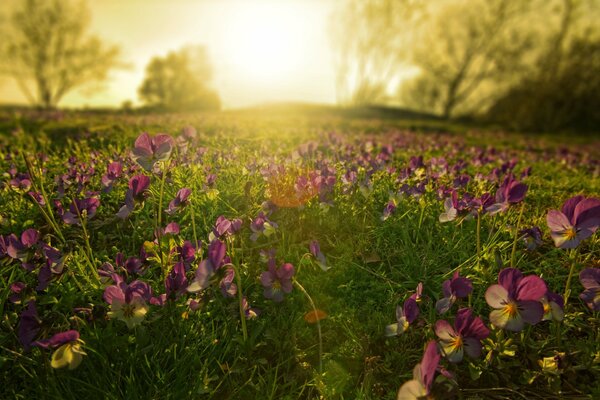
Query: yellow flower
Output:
[[51, 340, 86, 370]]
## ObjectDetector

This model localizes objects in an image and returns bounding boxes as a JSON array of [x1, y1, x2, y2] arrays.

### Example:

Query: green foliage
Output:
[[138, 46, 221, 112]]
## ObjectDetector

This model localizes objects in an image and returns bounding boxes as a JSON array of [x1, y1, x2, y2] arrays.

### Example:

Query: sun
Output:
[[219, 2, 309, 84]]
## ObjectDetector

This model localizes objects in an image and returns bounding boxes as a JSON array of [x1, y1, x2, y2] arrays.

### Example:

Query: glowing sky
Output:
[[0, 0, 337, 109]]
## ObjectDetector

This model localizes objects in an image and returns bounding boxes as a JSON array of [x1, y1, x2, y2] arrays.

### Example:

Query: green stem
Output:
[[156, 164, 168, 277], [510, 203, 525, 268], [563, 248, 578, 306], [476, 211, 482, 267], [294, 279, 323, 374], [190, 206, 198, 248], [70, 197, 100, 285], [231, 264, 248, 342], [22, 154, 66, 244]]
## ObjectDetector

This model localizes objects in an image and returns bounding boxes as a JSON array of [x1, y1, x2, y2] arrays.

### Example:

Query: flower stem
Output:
[[190, 206, 198, 248], [22, 154, 66, 244], [231, 264, 248, 342], [156, 164, 168, 277], [293, 279, 323, 374], [510, 203, 525, 268], [476, 211, 482, 267], [563, 248, 578, 306]]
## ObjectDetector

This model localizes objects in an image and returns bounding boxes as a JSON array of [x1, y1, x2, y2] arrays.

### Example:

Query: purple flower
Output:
[[260, 262, 295, 302], [385, 297, 419, 336], [487, 175, 528, 215], [309, 240, 328, 271], [101, 161, 123, 191], [396, 341, 440, 400], [165, 261, 188, 299], [242, 296, 259, 319], [485, 268, 546, 331], [187, 240, 227, 293], [18, 301, 40, 351], [117, 175, 150, 219], [219, 266, 237, 298], [519, 226, 543, 251], [250, 212, 277, 241], [166, 188, 191, 214], [435, 308, 490, 363], [62, 197, 100, 225], [436, 271, 473, 314], [210, 216, 243, 241], [546, 196, 600, 249], [132, 132, 174, 171], [381, 200, 397, 221], [579, 268, 600, 311]]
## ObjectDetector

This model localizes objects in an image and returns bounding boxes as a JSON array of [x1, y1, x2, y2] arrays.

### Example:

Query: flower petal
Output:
[[485, 284, 508, 308], [518, 300, 544, 325], [397, 379, 427, 400], [434, 320, 456, 342], [516, 275, 546, 301], [463, 337, 482, 359]]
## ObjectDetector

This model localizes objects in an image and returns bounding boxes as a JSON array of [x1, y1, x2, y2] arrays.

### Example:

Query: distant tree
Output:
[[138, 46, 221, 112], [400, 0, 535, 118], [0, 0, 121, 109], [329, 0, 423, 106]]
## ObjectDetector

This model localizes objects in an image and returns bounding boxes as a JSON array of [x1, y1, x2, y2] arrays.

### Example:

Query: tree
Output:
[[400, 0, 536, 118], [0, 0, 121, 109], [138, 46, 221, 112], [329, 0, 423, 106]]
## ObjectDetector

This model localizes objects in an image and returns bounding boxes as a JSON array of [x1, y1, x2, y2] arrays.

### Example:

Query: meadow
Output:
[[1, 111, 599, 399]]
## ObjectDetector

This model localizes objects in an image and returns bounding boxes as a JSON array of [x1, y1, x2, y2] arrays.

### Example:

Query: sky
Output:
[[0, 0, 338, 109]]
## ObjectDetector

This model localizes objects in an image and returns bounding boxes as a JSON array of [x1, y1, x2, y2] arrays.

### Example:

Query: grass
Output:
[[0, 110, 599, 399]]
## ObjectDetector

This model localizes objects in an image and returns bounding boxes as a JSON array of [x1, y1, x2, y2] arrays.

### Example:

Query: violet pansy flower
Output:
[[260, 262, 295, 302], [436, 271, 473, 314], [579, 268, 600, 311], [132, 132, 174, 171], [546, 196, 600, 249], [385, 297, 419, 336], [396, 341, 440, 400], [435, 308, 490, 363], [33, 330, 86, 370], [485, 268, 546, 331]]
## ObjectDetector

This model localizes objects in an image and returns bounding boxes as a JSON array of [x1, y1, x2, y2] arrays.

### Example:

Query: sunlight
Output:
[[219, 3, 310, 84]]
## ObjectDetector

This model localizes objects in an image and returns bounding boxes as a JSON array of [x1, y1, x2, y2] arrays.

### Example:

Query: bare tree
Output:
[[0, 0, 121, 109], [329, 0, 424, 106]]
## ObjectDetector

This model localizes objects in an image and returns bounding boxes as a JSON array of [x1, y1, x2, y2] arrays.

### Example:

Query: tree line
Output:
[[0, 0, 220, 112], [330, 0, 600, 131]]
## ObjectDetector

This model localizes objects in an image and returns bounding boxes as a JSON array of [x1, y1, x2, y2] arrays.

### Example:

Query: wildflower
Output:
[[132, 132, 174, 171], [409, 282, 424, 302], [436, 271, 473, 314], [397, 341, 440, 400], [385, 298, 419, 336], [250, 212, 277, 241], [33, 330, 86, 370], [117, 175, 150, 219], [242, 296, 259, 319], [579, 268, 600, 311], [209, 216, 243, 241], [485, 268, 546, 331], [165, 262, 188, 299], [18, 301, 40, 350], [381, 199, 397, 221], [435, 308, 490, 363], [260, 262, 295, 302], [519, 226, 543, 251], [546, 195, 600, 249], [309, 240, 328, 271], [104, 280, 151, 329], [219, 266, 237, 298], [187, 240, 227, 293], [487, 174, 528, 215], [101, 161, 123, 191], [166, 188, 191, 214], [62, 197, 100, 225], [541, 290, 564, 321]]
